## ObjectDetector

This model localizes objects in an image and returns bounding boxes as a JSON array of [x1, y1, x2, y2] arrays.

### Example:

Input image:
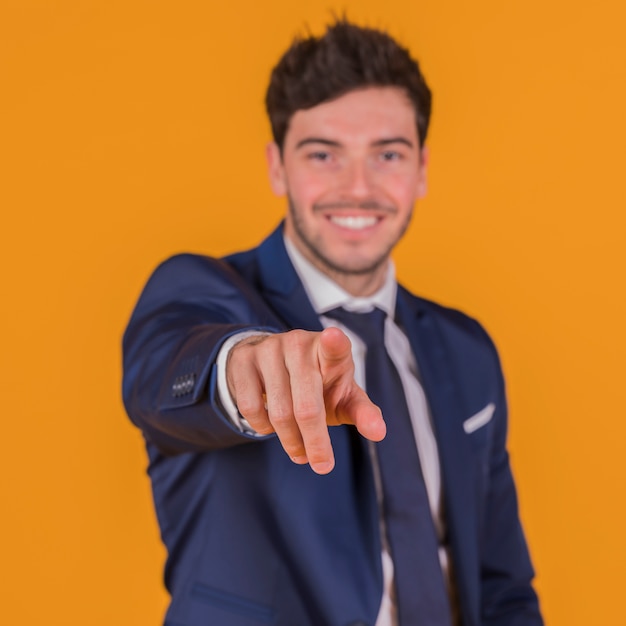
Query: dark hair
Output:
[[265, 19, 432, 150]]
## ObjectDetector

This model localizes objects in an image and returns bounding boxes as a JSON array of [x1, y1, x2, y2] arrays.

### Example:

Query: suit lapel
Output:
[[395, 288, 479, 625], [256, 225, 323, 332]]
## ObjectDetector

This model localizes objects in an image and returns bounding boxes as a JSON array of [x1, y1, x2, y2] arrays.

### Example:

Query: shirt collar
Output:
[[283, 235, 397, 317]]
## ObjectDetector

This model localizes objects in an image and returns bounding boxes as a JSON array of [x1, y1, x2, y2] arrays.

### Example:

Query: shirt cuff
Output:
[[216, 330, 272, 435]]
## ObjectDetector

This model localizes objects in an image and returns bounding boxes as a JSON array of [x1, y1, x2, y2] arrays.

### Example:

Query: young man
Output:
[[123, 20, 543, 626]]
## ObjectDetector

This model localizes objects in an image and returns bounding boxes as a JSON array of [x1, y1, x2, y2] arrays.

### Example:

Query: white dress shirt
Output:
[[216, 237, 452, 626]]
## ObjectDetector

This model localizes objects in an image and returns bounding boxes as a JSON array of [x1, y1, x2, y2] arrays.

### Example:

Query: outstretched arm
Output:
[[122, 253, 384, 463]]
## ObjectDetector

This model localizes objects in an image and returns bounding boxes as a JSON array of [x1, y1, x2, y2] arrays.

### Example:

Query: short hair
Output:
[[265, 19, 432, 151]]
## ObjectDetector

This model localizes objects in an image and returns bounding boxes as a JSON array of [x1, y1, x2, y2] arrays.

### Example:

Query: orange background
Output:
[[2, 1, 625, 624]]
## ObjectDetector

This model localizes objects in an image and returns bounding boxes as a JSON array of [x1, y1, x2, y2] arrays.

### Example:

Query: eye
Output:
[[380, 150, 402, 162], [308, 151, 332, 162]]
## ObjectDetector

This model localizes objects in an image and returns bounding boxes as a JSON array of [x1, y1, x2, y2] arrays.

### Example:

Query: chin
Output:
[[321, 254, 389, 277]]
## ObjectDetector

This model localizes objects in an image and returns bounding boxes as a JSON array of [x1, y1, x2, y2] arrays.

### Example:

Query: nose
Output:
[[341, 159, 375, 198]]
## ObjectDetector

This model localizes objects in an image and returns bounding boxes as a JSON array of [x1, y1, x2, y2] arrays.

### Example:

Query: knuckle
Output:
[[293, 403, 323, 425], [268, 406, 293, 426], [236, 396, 264, 418], [233, 336, 271, 361], [285, 329, 313, 350], [231, 341, 255, 361]]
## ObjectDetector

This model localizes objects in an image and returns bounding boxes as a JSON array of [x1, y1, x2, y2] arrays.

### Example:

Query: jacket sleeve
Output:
[[121, 253, 281, 455]]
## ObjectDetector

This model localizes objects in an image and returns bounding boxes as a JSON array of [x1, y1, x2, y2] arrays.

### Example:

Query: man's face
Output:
[[267, 86, 428, 296]]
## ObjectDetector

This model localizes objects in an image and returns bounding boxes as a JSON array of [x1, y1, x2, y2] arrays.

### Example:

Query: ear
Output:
[[266, 142, 287, 196], [415, 145, 429, 199]]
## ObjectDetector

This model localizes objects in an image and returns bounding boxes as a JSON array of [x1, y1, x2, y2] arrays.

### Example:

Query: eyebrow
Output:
[[294, 136, 415, 150], [295, 138, 341, 149], [372, 137, 415, 148]]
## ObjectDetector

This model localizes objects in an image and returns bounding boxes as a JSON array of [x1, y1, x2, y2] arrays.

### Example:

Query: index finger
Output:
[[284, 333, 335, 474], [339, 385, 387, 442]]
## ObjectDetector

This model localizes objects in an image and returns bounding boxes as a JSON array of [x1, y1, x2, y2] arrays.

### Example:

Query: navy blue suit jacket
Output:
[[122, 225, 542, 626]]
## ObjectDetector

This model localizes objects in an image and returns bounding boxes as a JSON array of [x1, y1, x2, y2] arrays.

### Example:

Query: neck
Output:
[[320, 263, 389, 297], [289, 236, 390, 296]]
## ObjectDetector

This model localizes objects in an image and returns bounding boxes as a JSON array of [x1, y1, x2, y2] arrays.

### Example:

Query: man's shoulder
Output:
[[150, 225, 283, 290], [141, 251, 255, 299], [128, 246, 276, 324], [398, 285, 499, 358], [398, 284, 480, 327]]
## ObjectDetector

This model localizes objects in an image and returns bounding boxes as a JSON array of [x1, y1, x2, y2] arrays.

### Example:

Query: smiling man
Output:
[[123, 19, 543, 626], [268, 87, 426, 295]]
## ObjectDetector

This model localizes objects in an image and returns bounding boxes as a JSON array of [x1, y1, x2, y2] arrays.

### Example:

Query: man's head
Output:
[[266, 19, 432, 152], [265, 20, 431, 296]]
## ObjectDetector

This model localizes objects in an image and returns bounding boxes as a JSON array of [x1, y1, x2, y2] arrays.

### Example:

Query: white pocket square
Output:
[[463, 403, 496, 434]]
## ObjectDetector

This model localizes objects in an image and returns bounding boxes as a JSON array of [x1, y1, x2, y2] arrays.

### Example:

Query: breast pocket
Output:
[[463, 402, 497, 468], [463, 403, 495, 435]]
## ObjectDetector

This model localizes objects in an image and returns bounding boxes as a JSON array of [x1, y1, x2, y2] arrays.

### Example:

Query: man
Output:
[[123, 19, 543, 626]]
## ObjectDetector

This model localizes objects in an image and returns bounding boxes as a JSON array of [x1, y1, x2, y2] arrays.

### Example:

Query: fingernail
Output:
[[311, 461, 334, 475], [291, 455, 308, 464]]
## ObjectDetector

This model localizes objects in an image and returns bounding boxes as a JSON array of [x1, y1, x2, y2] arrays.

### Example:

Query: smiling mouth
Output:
[[329, 215, 379, 230]]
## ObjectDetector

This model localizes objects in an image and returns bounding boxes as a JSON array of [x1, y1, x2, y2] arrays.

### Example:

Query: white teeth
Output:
[[330, 215, 378, 230]]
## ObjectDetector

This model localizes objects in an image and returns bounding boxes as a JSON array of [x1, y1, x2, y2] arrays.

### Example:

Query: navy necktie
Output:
[[326, 307, 452, 626]]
